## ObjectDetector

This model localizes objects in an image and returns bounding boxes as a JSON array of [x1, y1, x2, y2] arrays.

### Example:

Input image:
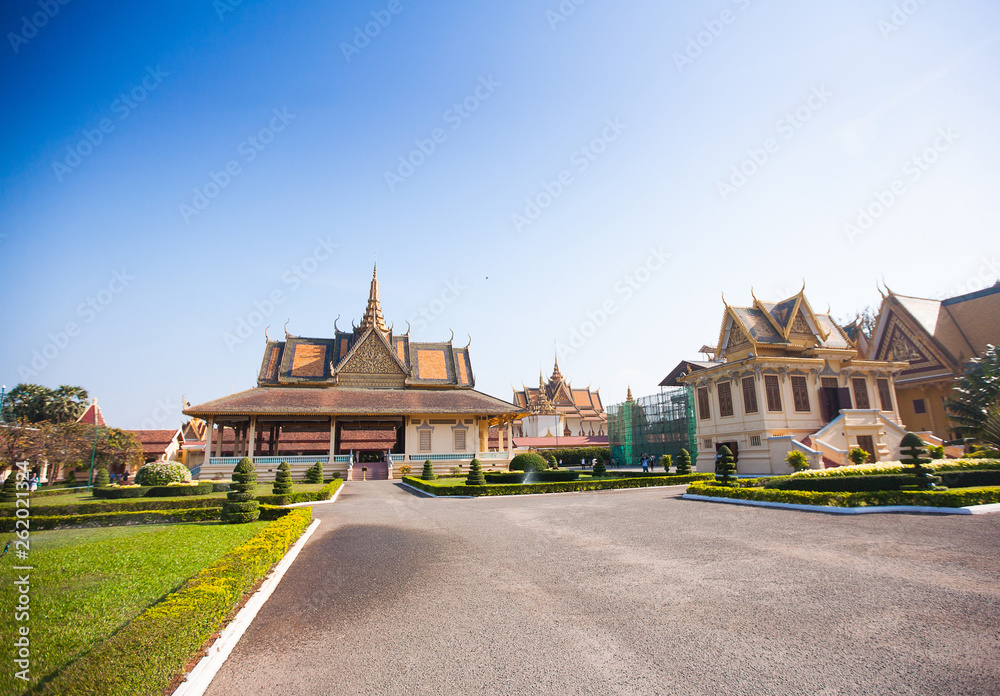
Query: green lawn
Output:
[[0, 522, 267, 696]]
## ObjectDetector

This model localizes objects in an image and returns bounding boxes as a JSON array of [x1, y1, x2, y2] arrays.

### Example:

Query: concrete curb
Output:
[[399, 481, 690, 499], [682, 493, 1000, 515], [170, 517, 322, 696]]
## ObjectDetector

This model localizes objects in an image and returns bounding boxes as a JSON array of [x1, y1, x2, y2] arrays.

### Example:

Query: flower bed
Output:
[[790, 458, 1000, 478]]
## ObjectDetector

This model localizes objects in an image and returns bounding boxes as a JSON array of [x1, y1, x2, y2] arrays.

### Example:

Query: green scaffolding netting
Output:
[[607, 387, 698, 468]]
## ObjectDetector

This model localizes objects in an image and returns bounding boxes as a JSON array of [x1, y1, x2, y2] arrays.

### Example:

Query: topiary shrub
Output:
[[786, 450, 809, 472], [222, 457, 260, 524], [65, 469, 77, 485], [421, 459, 437, 480], [272, 461, 293, 495], [93, 467, 110, 488], [135, 461, 192, 486], [847, 447, 869, 466], [927, 445, 945, 460], [659, 455, 672, 473], [1, 473, 19, 502], [304, 462, 324, 484], [547, 455, 558, 469], [465, 458, 486, 486], [900, 432, 940, 490], [592, 457, 606, 477], [716, 445, 737, 486], [674, 449, 692, 475], [510, 452, 547, 473]]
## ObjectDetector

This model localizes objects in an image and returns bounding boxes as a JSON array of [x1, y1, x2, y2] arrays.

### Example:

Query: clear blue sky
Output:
[[1, 0, 998, 428]]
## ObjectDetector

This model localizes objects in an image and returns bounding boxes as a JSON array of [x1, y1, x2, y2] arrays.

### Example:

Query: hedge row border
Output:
[[258, 478, 343, 506], [0, 504, 293, 532], [29, 508, 314, 696], [401, 473, 712, 497], [684, 480, 1000, 510]]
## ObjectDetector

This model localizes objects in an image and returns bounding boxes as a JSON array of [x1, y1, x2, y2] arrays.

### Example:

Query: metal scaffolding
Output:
[[607, 387, 698, 468]]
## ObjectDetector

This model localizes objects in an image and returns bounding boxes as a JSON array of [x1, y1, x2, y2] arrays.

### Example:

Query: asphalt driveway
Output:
[[204, 482, 1000, 696]]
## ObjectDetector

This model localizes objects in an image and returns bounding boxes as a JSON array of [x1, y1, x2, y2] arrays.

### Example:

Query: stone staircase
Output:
[[350, 462, 388, 481]]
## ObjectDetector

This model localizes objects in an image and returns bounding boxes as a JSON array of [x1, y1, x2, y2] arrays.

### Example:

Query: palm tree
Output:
[[946, 344, 1000, 441], [47, 385, 89, 423]]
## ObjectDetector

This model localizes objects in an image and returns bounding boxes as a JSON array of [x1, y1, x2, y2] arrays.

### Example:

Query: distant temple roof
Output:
[[254, 264, 475, 390], [867, 282, 1000, 383], [187, 263, 522, 421], [512, 357, 605, 420], [76, 400, 107, 427]]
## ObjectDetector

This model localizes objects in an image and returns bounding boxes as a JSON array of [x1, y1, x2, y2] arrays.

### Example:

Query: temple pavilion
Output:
[[511, 358, 608, 449], [184, 264, 524, 481]]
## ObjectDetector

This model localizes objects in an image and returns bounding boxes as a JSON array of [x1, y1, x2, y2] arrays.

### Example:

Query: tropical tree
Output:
[[946, 344, 1000, 441], [1, 383, 89, 424]]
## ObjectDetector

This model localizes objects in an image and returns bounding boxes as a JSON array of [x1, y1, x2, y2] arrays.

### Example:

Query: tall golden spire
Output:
[[549, 353, 564, 385], [626, 386, 634, 402], [358, 261, 388, 334]]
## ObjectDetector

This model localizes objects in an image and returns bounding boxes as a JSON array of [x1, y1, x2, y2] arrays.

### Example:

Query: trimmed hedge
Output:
[[686, 480, 1000, 508], [402, 473, 711, 497], [93, 482, 214, 499], [765, 474, 917, 493], [0, 507, 223, 532], [936, 469, 1000, 488], [1, 497, 225, 518], [258, 478, 343, 506], [32, 486, 91, 498], [32, 508, 313, 696], [790, 458, 1000, 478]]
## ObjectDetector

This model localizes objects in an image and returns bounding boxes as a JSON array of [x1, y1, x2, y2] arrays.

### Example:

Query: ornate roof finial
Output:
[[264, 325, 270, 342], [550, 353, 564, 384], [334, 315, 341, 332], [358, 261, 388, 335], [626, 386, 634, 402]]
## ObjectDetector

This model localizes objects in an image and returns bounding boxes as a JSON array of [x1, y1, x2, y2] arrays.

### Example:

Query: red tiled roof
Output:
[[77, 403, 107, 427], [122, 429, 181, 458], [186, 387, 522, 417]]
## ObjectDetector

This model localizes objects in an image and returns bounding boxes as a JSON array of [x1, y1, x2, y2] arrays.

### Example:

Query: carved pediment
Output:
[[874, 315, 945, 375], [338, 331, 407, 376]]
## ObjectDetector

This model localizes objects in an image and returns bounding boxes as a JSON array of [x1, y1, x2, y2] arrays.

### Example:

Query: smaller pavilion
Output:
[[511, 358, 608, 449]]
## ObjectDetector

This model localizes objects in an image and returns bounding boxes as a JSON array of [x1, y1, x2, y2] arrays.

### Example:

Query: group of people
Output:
[[639, 453, 661, 473]]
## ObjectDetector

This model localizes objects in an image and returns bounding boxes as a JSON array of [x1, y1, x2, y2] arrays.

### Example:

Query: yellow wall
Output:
[[894, 381, 953, 440]]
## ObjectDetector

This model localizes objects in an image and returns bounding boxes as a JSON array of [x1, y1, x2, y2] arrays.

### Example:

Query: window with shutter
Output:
[[718, 382, 734, 417], [742, 377, 759, 414], [791, 376, 810, 412], [764, 375, 782, 412]]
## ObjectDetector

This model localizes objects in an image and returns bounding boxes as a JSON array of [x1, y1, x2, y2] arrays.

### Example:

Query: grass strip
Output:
[[29, 508, 313, 696]]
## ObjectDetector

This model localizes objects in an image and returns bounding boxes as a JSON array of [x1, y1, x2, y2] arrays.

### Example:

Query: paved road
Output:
[[205, 482, 1000, 696]]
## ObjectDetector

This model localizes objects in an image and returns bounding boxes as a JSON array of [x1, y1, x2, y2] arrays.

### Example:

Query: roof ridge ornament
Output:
[[358, 261, 389, 335], [264, 325, 270, 342], [334, 315, 340, 332]]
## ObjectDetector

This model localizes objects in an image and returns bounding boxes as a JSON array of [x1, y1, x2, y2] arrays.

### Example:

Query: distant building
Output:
[[184, 263, 522, 481], [677, 287, 909, 474], [511, 358, 608, 449], [606, 386, 698, 468], [863, 283, 1000, 443], [123, 428, 184, 464]]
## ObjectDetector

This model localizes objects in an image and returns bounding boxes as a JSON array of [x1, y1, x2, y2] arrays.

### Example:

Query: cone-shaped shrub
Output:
[[716, 445, 736, 486], [272, 461, 293, 495], [465, 458, 486, 486], [222, 457, 260, 524], [0, 473, 18, 502], [421, 459, 437, 480], [674, 449, 692, 475], [93, 467, 110, 488], [304, 462, 324, 484], [659, 455, 672, 473], [900, 432, 939, 489], [547, 455, 558, 469], [592, 457, 606, 477]]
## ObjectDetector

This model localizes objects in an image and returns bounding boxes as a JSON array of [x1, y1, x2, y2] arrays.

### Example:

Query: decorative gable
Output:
[[334, 330, 408, 387], [873, 313, 947, 377]]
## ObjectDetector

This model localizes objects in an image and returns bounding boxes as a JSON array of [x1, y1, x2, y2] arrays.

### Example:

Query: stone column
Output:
[[204, 417, 215, 467], [215, 424, 225, 458], [329, 417, 337, 461], [247, 417, 257, 458]]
